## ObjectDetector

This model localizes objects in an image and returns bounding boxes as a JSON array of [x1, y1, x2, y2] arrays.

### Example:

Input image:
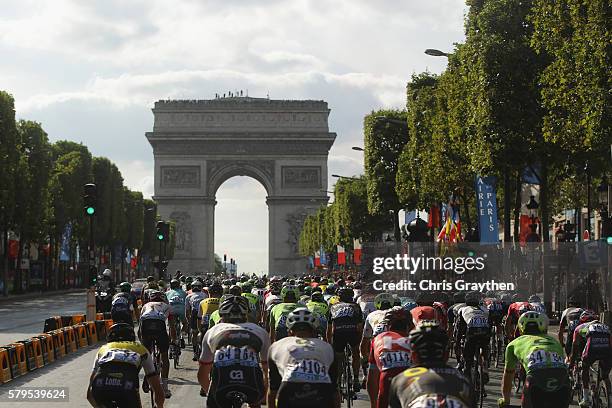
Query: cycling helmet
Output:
[[119, 282, 131, 293], [337, 287, 354, 303], [241, 282, 253, 293], [312, 286, 322, 294], [324, 284, 336, 295], [107, 323, 136, 342], [453, 292, 465, 304], [287, 307, 318, 331], [383, 306, 411, 331], [375, 293, 395, 310], [146, 275, 155, 283], [409, 322, 448, 365], [146, 282, 159, 291], [500, 293, 512, 304], [518, 311, 549, 335], [186, 276, 193, 284], [218, 296, 249, 323], [568, 295, 581, 307], [579, 310, 597, 324], [528, 294, 541, 303], [320, 278, 328, 285], [511, 293, 523, 302], [403, 301, 418, 313], [311, 292, 324, 303], [353, 282, 362, 290], [191, 280, 203, 290], [158, 279, 166, 289], [240, 275, 249, 283], [102, 269, 112, 278], [465, 291, 480, 306], [170, 279, 180, 289], [208, 282, 224, 297], [281, 285, 299, 301], [303, 286, 313, 296], [270, 276, 283, 283], [416, 292, 434, 306], [229, 285, 243, 296], [149, 290, 165, 302]]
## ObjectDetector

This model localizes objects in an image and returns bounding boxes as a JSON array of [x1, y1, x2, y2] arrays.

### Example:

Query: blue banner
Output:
[[320, 245, 327, 266], [59, 223, 72, 261], [405, 210, 417, 225], [475, 176, 500, 244]]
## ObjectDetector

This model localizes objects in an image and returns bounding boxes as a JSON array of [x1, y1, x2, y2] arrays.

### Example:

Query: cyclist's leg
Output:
[[581, 357, 593, 405], [600, 356, 612, 407], [462, 335, 476, 376]]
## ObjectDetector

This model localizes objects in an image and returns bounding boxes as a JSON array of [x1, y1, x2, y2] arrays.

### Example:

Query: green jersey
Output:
[[307, 300, 330, 317], [505, 334, 567, 374], [270, 302, 299, 339], [208, 310, 222, 329]]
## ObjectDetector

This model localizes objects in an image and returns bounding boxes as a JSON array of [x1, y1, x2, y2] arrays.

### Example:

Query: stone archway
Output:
[[146, 97, 335, 275]]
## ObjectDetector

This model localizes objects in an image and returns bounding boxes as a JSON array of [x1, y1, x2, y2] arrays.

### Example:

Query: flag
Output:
[[308, 256, 314, 269], [353, 239, 362, 265], [320, 245, 327, 266], [8, 240, 19, 259], [428, 206, 440, 228], [519, 214, 531, 246], [337, 245, 346, 265], [59, 223, 72, 262], [314, 250, 321, 267], [130, 256, 138, 269]]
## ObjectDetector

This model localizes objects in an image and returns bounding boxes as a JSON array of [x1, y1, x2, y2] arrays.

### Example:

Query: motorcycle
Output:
[[95, 286, 113, 313]]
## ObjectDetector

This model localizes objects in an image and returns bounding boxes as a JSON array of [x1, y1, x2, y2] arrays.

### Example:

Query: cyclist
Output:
[[87, 323, 165, 408], [367, 306, 413, 408], [504, 296, 532, 340], [569, 310, 612, 408], [198, 281, 223, 336], [185, 280, 206, 361], [411, 292, 440, 327], [360, 293, 395, 377], [269, 285, 300, 341], [268, 307, 339, 408], [559, 296, 583, 356], [499, 311, 569, 408], [198, 296, 269, 408], [528, 294, 546, 314], [167, 279, 187, 329], [111, 282, 138, 325], [241, 281, 261, 323], [139, 290, 173, 398], [328, 286, 364, 394], [455, 290, 490, 382], [389, 322, 473, 408], [307, 291, 330, 340]]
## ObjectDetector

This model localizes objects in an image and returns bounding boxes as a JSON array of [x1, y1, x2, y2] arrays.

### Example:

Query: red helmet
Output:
[[579, 310, 597, 324]]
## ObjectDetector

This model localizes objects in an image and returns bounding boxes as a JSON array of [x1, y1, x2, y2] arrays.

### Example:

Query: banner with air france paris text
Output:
[[475, 175, 499, 244]]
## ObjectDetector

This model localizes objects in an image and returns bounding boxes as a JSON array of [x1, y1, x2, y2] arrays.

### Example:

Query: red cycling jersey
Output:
[[507, 302, 531, 322], [368, 330, 412, 408]]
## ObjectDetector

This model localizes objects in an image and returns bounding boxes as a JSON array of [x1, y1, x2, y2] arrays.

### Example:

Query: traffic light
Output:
[[83, 183, 97, 216], [156, 221, 169, 241], [88, 266, 98, 287]]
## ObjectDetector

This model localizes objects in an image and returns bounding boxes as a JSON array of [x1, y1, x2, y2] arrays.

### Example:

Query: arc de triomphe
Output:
[[146, 97, 335, 275]]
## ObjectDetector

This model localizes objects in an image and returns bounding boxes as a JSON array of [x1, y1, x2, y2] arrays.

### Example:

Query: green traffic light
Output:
[[157, 234, 164, 240], [86, 207, 95, 215], [468, 251, 475, 257], [607, 236, 612, 245]]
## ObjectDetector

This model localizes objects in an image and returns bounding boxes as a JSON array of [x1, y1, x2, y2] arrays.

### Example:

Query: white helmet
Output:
[[287, 307, 318, 331], [102, 269, 112, 278]]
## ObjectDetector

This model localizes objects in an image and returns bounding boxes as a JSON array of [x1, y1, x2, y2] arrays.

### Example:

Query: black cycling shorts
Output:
[[332, 329, 360, 353], [276, 382, 336, 408], [462, 333, 490, 367], [207, 364, 265, 408], [91, 365, 141, 408], [111, 310, 133, 326], [582, 351, 612, 378], [522, 368, 570, 408], [140, 319, 169, 353]]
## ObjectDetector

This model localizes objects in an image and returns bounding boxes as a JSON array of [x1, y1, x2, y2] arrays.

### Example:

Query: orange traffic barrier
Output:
[[96, 313, 104, 320], [51, 330, 66, 358], [61, 315, 73, 327], [4, 345, 19, 379], [72, 314, 86, 324], [87, 321, 98, 343], [74, 324, 88, 348], [31, 338, 44, 368], [36, 334, 54, 364], [62, 327, 77, 353], [43, 316, 62, 332], [9, 343, 27, 377], [0, 348, 11, 383], [104, 319, 114, 333], [17, 339, 36, 371]]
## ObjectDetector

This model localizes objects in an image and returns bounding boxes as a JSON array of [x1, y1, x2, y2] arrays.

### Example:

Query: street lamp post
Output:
[[598, 178, 611, 241]]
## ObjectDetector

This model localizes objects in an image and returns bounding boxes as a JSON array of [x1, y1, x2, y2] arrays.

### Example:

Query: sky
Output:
[[1, 0, 467, 274]]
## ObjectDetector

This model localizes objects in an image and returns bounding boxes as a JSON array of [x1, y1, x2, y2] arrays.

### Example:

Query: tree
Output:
[[214, 253, 224, 275], [364, 109, 408, 241]]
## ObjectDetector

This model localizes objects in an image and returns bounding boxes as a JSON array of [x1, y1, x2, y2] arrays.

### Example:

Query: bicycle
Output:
[[569, 361, 582, 403], [147, 339, 162, 408], [339, 343, 355, 408], [225, 390, 247, 408], [169, 318, 182, 369], [470, 344, 487, 408], [589, 361, 609, 408]]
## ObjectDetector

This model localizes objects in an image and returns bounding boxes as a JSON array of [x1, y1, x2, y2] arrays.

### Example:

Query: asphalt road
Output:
[[0, 293, 582, 407]]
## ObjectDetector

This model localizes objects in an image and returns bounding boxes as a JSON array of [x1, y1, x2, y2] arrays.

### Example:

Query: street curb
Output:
[[0, 288, 84, 304]]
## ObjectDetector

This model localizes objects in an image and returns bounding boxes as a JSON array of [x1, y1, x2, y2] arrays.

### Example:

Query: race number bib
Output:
[[379, 350, 411, 371], [214, 346, 259, 367], [98, 349, 140, 366], [468, 315, 488, 328], [284, 359, 331, 383], [333, 306, 355, 319], [526, 350, 565, 370], [408, 394, 466, 408], [588, 323, 609, 334]]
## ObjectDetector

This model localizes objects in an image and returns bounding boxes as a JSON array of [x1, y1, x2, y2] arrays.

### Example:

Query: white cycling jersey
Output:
[[199, 322, 270, 365], [140, 301, 170, 321], [363, 309, 387, 339], [268, 336, 335, 384]]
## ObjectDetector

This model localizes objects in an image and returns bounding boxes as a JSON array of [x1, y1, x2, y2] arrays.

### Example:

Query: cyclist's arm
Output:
[[366, 346, 379, 408], [197, 334, 214, 391], [558, 319, 567, 346], [267, 359, 281, 408], [86, 372, 96, 407], [501, 342, 516, 403]]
